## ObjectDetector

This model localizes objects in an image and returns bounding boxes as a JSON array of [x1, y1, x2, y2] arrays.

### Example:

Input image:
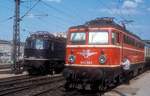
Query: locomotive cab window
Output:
[[43, 40, 49, 49], [112, 32, 120, 45], [36, 39, 50, 49], [25, 39, 35, 49], [89, 31, 108, 44], [70, 32, 86, 44], [25, 40, 31, 48], [35, 39, 44, 49]]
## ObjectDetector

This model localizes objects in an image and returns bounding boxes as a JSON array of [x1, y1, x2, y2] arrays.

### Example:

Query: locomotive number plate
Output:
[[80, 61, 92, 64]]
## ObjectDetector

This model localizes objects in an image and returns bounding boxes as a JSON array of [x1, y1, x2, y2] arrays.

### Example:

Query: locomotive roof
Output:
[[30, 31, 55, 39], [70, 17, 141, 40], [26, 31, 66, 42], [143, 40, 150, 47]]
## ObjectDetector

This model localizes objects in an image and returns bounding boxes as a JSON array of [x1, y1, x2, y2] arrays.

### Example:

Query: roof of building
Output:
[[0, 40, 11, 44], [0, 40, 24, 46]]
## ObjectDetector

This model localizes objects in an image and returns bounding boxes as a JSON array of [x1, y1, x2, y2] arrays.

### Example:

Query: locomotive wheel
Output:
[[90, 84, 99, 91], [138, 68, 142, 74], [27, 68, 38, 75], [49, 70, 54, 75], [81, 83, 86, 90], [114, 75, 122, 85], [118, 75, 123, 84], [64, 81, 71, 91], [39, 65, 48, 75], [129, 71, 134, 80], [54, 62, 64, 74], [55, 68, 62, 74], [98, 80, 107, 92]]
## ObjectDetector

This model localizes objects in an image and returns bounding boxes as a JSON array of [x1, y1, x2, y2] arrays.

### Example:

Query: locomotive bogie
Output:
[[24, 59, 65, 75], [63, 66, 122, 82], [24, 60, 50, 75]]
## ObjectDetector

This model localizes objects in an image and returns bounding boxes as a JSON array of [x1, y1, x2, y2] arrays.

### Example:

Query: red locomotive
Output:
[[63, 17, 145, 90]]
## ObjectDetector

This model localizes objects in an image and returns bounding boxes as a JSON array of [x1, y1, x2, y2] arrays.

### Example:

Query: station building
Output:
[[0, 40, 24, 64]]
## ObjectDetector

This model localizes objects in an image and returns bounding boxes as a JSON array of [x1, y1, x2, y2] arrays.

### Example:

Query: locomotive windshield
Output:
[[70, 32, 86, 44], [35, 39, 44, 49], [25, 39, 49, 49], [69, 31, 109, 45], [89, 31, 108, 44]]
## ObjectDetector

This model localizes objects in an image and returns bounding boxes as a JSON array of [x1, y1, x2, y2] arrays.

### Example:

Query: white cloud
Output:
[[26, 13, 35, 18], [122, 0, 143, 9], [122, 0, 138, 9], [147, 8, 150, 11], [135, 0, 143, 3], [92, 0, 144, 15], [99, 8, 138, 15], [45, 0, 62, 3]]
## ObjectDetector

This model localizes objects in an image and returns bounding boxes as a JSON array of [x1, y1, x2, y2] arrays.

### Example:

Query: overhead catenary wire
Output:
[[40, 1, 78, 25], [37, 17, 67, 30], [0, 0, 13, 10], [21, 4, 71, 30], [22, 0, 78, 25], [22, 17, 67, 40], [96, 0, 134, 30], [117, 0, 138, 35], [0, 0, 14, 24], [19, 0, 68, 42], [22, 4, 74, 25], [117, 0, 129, 21], [0, 16, 14, 23], [40, 0, 74, 19], [56, 3, 86, 22], [0, 1, 25, 24], [21, 6, 67, 34], [20, 0, 41, 19], [96, 0, 126, 23]]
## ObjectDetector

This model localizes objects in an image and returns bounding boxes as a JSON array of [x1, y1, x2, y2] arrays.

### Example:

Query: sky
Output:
[[0, 0, 150, 41]]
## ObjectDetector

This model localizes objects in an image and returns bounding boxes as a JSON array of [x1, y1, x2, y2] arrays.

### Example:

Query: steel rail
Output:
[[0, 74, 63, 96]]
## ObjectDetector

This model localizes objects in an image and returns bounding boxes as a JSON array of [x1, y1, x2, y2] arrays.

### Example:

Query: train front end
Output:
[[23, 32, 54, 75], [64, 24, 121, 89]]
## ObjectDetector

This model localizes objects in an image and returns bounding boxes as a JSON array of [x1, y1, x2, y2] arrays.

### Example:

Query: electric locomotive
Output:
[[63, 17, 145, 90], [23, 31, 66, 75], [144, 41, 150, 68]]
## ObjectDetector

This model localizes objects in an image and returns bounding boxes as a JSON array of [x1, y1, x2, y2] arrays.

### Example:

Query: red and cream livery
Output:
[[63, 17, 145, 90]]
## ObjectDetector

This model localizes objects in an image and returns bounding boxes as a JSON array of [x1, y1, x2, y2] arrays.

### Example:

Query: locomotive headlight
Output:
[[99, 55, 107, 64], [68, 55, 75, 64]]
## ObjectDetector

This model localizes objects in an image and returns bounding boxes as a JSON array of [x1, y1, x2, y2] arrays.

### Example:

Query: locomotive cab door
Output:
[[111, 31, 121, 64]]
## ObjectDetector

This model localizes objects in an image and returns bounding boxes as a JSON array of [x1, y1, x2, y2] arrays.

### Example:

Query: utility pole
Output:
[[12, 0, 21, 74]]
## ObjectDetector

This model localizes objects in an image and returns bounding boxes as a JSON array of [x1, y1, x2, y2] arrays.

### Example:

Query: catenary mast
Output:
[[12, 0, 21, 73]]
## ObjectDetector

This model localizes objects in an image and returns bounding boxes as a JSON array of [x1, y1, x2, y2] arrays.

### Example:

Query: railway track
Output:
[[0, 64, 12, 69], [0, 70, 148, 96], [61, 71, 150, 96], [0, 64, 12, 74], [0, 75, 30, 84], [2, 71, 147, 96], [0, 64, 24, 74], [0, 74, 63, 96], [31, 80, 64, 96]]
